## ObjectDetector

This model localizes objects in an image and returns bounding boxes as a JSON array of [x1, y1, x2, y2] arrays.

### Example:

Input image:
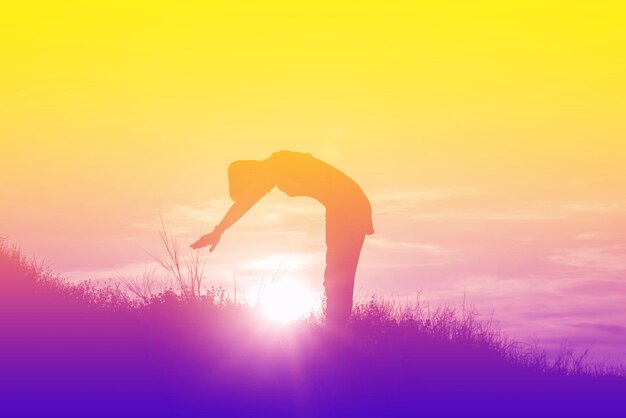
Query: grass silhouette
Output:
[[1, 239, 625, 417]]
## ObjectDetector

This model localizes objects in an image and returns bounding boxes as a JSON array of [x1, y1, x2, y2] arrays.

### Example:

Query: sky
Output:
[[1, 1, 626, 361]]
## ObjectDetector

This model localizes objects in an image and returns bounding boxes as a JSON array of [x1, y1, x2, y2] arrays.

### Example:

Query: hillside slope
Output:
[[1, 241, 624, 417]]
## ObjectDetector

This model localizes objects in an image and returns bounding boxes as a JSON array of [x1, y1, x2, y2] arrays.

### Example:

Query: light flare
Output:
[[258, 279, 322, 324]]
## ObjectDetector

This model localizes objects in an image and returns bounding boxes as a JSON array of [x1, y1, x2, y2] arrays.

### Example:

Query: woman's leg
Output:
[[323, 225, 366, 328]]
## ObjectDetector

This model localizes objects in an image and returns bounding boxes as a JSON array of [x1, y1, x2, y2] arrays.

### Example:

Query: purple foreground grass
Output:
[[1, 240, 625, 417]]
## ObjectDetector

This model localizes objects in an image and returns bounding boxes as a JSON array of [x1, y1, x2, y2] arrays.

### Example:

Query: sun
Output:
[[258, 280, 321, 324]]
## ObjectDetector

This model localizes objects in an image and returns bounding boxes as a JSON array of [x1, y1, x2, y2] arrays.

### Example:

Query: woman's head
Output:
[[228, 160, 274, 201]]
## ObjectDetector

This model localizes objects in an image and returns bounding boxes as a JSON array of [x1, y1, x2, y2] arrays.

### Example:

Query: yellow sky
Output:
[[1, 1, 625, 250]]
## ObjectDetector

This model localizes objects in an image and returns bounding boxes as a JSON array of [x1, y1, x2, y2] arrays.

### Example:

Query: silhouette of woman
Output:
[[191, 150, 374, 327]]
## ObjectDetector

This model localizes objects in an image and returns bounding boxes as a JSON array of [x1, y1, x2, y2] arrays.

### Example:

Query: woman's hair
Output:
[[227, 160, 274, 201]]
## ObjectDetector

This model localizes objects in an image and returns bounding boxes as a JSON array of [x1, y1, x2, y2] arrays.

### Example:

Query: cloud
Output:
[[369, 186, 480, 216], [575, 232, 605, 240], [239, 252, 322, 272], [569, 323, 626, 336], [369, 186, 478, 203], [168, 199, 232, 223], [548, 246, 626, 272], [563, 201, 626, 214], [372, 186, 626, 222], [366, 238, 451, 255], [128, 200, 231, 234], [410, 208, 567, 221], [132, 193, 326, 238], [558, 279, 626, 297]]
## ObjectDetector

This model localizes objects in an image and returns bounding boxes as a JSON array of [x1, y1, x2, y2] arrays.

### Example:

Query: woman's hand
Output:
[[190, 229, 222, 252]]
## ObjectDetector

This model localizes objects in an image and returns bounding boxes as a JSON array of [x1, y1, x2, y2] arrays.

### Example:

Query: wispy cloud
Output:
[[410, 207, 568, 221], [371, 186, 626, 221], [563, 201, 626, 214], [575, 232, 605, 241], [369, 186, 479, 204], [548, 246, 626, 272], [369, 186, 480, 216], [569, 323, 626, 336], [367, 237, 452, 255], [558, 279, 626, 297]]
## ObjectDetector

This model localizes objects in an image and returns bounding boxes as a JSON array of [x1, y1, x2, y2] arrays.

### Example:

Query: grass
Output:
[[1, 238, 625, 417]]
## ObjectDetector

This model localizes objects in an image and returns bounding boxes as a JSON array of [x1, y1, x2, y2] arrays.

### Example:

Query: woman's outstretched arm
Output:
[[190, 191, 267, 251]]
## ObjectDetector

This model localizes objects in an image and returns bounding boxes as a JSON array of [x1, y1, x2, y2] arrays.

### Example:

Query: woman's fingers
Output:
[[190, 237, 206, 249], [191, 233, 219, 251]]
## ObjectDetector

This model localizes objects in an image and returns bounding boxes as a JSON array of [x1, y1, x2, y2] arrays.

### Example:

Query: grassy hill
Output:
[[1, 240, 625, 417]]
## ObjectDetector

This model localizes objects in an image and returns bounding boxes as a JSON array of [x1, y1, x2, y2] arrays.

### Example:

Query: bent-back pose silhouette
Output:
[[191, 150, 374, 327]]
